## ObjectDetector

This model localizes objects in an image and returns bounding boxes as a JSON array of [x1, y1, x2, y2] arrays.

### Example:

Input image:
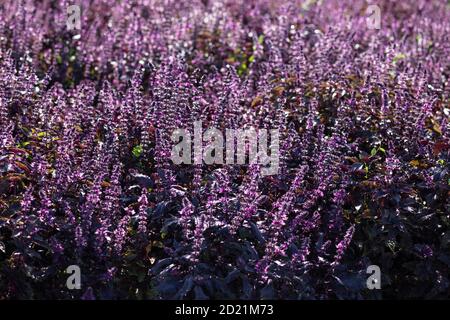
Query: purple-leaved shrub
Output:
[[0, 0, 449, 299]]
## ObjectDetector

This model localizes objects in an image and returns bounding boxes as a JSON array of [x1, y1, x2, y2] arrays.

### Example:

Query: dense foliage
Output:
[[0, 0, 449, 299]]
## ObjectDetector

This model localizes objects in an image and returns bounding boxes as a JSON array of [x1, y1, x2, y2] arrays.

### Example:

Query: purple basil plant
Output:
[[0, 0, 449, 299]]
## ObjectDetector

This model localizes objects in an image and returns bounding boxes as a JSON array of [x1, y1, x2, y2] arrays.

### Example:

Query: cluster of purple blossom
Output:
[[0, 0, 449, 299]]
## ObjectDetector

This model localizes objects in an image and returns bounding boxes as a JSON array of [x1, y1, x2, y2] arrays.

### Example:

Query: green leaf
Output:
[[258, 35, 264, 45], [237, 62, 248, 76], [370, 148, 377, 157], [20, 141, 31, 147], [393, 53, 406, 64], [132, 144, 143, 158]]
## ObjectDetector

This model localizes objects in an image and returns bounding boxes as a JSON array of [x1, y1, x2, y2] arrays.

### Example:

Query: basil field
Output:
[[0, 0, 449, 300]]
